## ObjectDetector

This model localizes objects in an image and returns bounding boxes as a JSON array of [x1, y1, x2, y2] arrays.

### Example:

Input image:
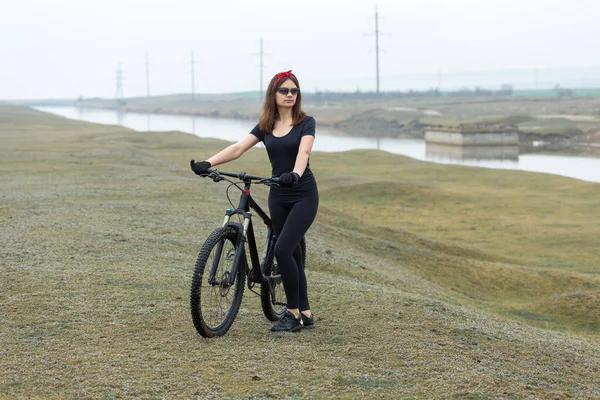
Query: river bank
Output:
[[33, 105, 600, 182]]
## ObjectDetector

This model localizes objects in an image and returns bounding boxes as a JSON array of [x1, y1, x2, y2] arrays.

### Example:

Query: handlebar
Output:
[[200, 168, 281, 186]]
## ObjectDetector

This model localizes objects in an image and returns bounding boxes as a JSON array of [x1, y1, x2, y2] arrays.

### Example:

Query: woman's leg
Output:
[[293, 243, 310, 313], [271, 194, 318, 311], [268, 196, 295, 312]]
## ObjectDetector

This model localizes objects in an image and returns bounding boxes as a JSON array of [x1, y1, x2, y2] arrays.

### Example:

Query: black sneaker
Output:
[[301, 313, 315, 329], [271, 311, 303, 332]]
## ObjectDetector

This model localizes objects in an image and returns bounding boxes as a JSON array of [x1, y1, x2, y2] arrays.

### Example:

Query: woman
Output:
[[191, 70, 319, 333]]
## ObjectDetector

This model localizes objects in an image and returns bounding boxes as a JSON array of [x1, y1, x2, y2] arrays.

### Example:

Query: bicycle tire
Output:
[[260, 236, 306, 321], [190, 226, 246, 337]]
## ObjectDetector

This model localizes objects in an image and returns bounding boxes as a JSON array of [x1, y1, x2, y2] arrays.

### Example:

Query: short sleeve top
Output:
[[250, 116, 316, 178]]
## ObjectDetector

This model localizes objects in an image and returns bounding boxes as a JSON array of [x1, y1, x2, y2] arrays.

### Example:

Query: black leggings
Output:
[[268, 179, 319, 311]]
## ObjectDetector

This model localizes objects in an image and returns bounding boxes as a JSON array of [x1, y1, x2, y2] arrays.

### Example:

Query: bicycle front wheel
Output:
[[190, 226, 246, 337]]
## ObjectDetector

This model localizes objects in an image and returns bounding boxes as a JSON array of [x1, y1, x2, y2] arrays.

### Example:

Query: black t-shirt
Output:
[[250, 116, 316, 178]]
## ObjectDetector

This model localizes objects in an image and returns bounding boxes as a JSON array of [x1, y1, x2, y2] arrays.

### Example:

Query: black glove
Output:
[[279, 172, 300, 187], [190, 159, 212, 175]]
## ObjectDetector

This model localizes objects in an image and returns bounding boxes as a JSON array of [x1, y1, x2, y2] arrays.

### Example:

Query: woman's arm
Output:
[[206, 134, 260, 167], [292, 135, 315, 177]]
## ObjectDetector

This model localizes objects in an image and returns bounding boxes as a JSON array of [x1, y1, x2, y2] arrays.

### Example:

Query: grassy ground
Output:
[[2, 105, 600, 399]]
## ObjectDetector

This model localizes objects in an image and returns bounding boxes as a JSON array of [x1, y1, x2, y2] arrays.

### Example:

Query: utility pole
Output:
[[145, 53, 150, 97], [190, 51, 196, 101], [437, 66, 442, 92]]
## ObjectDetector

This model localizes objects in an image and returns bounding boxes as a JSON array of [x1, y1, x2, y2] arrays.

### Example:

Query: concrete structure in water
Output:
[[426, 143, 519, 162], [424, 125, 520, 146]]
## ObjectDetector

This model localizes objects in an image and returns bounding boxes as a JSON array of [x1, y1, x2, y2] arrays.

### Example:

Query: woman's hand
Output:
[[279, 172, 300, 187], [190, 160, 212, 175]]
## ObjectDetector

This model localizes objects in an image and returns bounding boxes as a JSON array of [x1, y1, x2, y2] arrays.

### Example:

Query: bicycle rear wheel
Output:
[[260, 236, 306, 321], [190, 226, 246, 337]]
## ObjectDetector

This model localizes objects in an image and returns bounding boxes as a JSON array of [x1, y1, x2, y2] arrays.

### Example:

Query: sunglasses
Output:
[[277, 87, 300, 96]]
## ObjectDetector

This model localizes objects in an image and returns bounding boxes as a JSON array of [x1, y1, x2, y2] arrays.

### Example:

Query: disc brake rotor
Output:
[[219, 271, 231, 296]]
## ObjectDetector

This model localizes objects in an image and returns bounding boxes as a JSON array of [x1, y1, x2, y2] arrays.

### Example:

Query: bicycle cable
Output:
[[207, 171, 273, 225], [225, 182, 245, 225]]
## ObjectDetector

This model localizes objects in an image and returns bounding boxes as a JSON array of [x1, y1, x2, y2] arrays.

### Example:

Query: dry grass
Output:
[[2, 105, 600, 399]]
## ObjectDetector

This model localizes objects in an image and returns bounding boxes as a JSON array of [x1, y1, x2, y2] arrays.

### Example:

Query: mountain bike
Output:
[[190, 167, 306, 338]]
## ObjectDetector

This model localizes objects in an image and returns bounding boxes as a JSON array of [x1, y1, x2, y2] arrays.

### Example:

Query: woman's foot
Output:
[[301, 313, 315, 329], [271, 311, 303, 332]]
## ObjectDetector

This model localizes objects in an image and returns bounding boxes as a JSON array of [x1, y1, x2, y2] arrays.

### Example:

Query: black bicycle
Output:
[[190, 167, 306, 337]]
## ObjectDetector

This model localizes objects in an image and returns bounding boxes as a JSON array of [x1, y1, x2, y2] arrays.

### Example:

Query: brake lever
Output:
[[259, 178, 280, 187], [205, 171, 222, 182]]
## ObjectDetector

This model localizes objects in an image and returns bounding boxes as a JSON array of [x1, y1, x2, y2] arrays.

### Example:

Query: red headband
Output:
[[274, 70, 294, 83]]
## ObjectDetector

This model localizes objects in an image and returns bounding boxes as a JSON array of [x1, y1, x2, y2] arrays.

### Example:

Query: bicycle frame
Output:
[[208, 176, 275, 288]]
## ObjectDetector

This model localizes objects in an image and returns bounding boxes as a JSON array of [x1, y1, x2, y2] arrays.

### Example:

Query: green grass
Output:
[[2, 105, 600, 399]]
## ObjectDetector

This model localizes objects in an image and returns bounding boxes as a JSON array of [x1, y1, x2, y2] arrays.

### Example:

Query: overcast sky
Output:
[[2, 0, 600, 99]]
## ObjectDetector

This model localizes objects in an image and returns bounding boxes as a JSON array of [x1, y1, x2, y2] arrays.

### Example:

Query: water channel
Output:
[[34, 106, 600, 183]]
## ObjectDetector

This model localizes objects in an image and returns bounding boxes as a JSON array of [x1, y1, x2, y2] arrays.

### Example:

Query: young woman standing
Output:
[[191, 70, 319, 332]]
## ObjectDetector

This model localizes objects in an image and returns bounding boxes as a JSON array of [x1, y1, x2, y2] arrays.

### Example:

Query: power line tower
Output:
[[190, 51, 196, 102], [145, 53, 151, 97], [374, 5, 381, 93], [253, 37, 267, 101], [115, 63, 125, 106], [365, 5, 387, 94], [259, 38, 265, 101]]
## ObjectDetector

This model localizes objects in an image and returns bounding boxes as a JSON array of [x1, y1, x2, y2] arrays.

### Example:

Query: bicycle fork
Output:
[[207, 208, 252, 287]]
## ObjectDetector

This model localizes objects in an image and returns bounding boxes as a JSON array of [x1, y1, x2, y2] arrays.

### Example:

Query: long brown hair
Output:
[[258, 72, 307, 133]]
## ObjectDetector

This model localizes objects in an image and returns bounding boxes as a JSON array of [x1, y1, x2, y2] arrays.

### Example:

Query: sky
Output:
[[2, 0, 600, 99]]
